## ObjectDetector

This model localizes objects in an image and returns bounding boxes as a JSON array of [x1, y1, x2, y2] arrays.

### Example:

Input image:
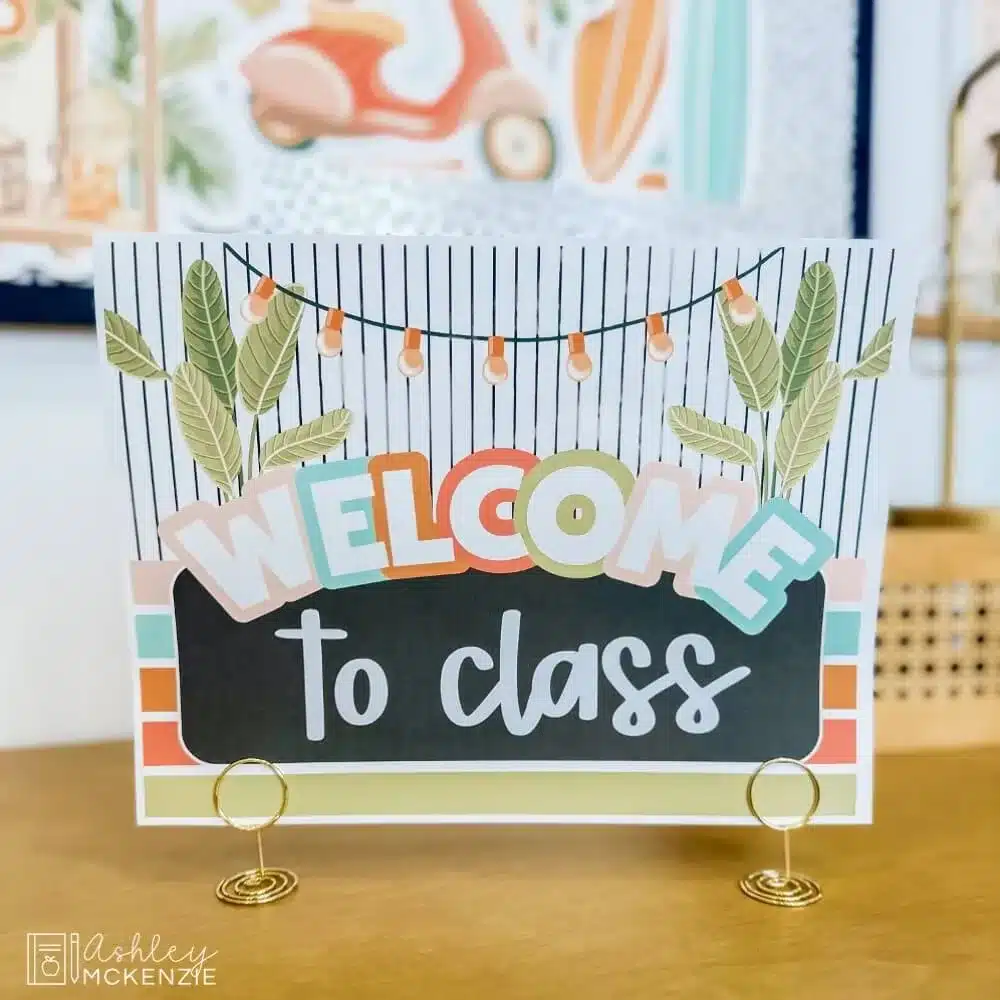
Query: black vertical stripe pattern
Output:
[[133, 243, 162, 557], [378, 244, 391, 451], [180, 243, 200, 501], [425, 245, 434, 487], [512, 247, 520, 448], [289, 244, 304, 431], [243, 242, 257, 477], [312, 244, 326, 462], [698, 248, 720, 487], [532, 248, 541, 456], [334, 243, 347, 459], [555, 247, 564, 453], [402, 245, 413, 454], [116, 240, 896, 572], [111, 243, 142, 560], [855, 248, 895, 557], [447, 247, 455, 469], [266, 242, 281, 437], [154, 243, 179, 513], [723, 247, 741, 480], [201, 240, 222, 506], [596, 248, 609, 448], [794, 248, 810, 511], [491, 245, 497, 448], [575, 247, 586, 450], [657, 248, 676, 462], [356, 245, 370, 457], [469, 247, 476, 452], [615, 247, 630, 461], [836, 248, 875, 554], [818, 246, 851, 527], [678, 251, 697, 467], [636, 246, 652, 471]]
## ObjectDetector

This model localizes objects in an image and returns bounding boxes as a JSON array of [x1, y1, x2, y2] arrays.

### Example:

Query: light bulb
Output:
[[566, 332, 593, 382], [722, 278, 757, 326], [317, 308, 344, 357], [482, 335, 509, 385], [240, 276, 276, 325], [645, 314, 674, 362], [397, 327, 424, 378]]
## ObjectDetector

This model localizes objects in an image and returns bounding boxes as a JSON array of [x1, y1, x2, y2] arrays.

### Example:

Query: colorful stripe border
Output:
[[142, 770, 857, 822], [131, 558, 865, 821]]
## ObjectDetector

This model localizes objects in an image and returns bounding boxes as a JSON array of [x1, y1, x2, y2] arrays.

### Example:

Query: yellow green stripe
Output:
[[144, 771, 856, 820]]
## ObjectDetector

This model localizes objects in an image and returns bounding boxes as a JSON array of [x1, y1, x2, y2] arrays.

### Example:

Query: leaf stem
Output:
[[758, 412, 769, 507], [234, 408, 245, 495], [245, 415, 259, 483]]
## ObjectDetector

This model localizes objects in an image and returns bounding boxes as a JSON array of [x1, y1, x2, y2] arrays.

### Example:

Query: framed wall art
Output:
[[4, 0, 874, 325]]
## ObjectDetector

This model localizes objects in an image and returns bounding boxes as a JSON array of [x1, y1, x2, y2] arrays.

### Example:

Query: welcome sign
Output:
[[96, 235, 914, 825]]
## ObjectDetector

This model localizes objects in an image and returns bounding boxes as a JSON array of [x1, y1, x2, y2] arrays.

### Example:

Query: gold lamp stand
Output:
[[893, 50, 1000, 530]]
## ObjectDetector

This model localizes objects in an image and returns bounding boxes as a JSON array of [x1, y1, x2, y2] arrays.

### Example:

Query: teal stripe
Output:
[[134, 614, 177, 660], [678, 0, 749, 202], [823, 611, 862, 656], [707, 0, 749, 202]]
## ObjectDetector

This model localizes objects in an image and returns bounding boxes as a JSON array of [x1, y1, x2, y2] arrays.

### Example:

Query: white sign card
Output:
[[95, 234, 915, 825]]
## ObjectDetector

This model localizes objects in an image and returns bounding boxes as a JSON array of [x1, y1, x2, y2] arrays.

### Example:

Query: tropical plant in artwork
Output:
[[103, 260, 352, 502], [91, 0, 232, 201], [667, 262, 896, 508]]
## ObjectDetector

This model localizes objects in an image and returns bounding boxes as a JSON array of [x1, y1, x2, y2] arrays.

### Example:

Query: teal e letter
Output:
[[296, 457, 387, 590], [695, 498, 834, 635]]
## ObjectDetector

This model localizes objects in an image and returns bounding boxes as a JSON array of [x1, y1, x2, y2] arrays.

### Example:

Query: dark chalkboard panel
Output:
[[173, 568, 825, 765]]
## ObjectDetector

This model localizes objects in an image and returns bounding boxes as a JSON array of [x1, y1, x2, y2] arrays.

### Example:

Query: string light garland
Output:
[[566, 332, 593, 382], [645, 313, 674, 362], [398, 327, 425, 378], [227, 244, 776, 383], [223, 242, 781, 344], [317, 308, 345, 357], [721, 277, 758, 326], [240, 276, 276, 324], [483, 335, 509, 385]]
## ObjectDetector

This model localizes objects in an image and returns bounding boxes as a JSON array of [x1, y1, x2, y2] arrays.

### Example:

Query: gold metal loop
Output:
[[212, 757, 289, 833], [745, 756, 821, 832]]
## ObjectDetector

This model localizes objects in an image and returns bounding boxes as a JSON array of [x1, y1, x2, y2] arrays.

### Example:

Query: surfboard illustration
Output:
[[572, 0, 669, 184], [675, 0, 750, 203]]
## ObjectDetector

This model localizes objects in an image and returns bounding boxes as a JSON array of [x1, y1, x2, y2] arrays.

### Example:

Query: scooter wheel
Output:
[[482, 114, 556, 182], [250, 97, 317, 152]]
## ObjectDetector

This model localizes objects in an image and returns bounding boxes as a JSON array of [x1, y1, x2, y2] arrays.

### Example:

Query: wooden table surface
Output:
[[2, 743, 998, 998]]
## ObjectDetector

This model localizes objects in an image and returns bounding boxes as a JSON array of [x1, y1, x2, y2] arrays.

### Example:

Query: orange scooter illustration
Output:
[[241, 0, 557, 182]]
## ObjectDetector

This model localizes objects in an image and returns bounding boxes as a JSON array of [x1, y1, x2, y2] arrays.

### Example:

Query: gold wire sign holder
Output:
[[212, 758, 299, 906], [739, 757, 822, 908]]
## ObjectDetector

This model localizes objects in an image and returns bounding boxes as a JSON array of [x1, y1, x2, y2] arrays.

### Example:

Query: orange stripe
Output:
[[807, 719, 856, 765], [142, 722, 199, 766], [140, 667, 178, 713], [822, 664, 857, 710]]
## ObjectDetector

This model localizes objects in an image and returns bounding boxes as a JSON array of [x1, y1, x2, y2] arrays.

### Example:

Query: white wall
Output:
[[872, 0, 1000, 508], [0, 331, 133, 747], [1, 0, 995, 748]]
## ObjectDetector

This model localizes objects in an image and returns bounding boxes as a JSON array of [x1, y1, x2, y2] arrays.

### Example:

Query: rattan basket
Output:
[[878, 521, 1000, 750]]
